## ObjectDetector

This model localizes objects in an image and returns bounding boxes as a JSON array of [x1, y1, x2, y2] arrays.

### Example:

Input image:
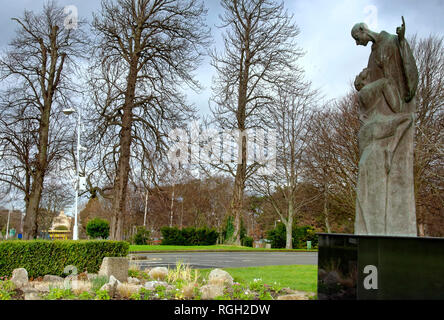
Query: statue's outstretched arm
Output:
[[396, 16, 406, 42]]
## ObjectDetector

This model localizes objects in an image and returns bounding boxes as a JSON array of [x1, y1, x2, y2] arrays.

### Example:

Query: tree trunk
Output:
[[286, 202, 294, 249], [24, 103, 51, 239], [231, 134, 247, 246], [324, 183, 331, 233], [24, 174, 44, 239], [110, 62, 137, 240], [285, 216, 293, 249]]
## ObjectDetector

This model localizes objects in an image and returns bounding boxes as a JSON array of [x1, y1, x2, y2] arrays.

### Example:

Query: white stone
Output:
[[11, 268, 28, 288], [208, 269, 234, 287], [200, 284, 224, 300], [128, 277, 141, 285], [23, 288, 42, 300], [99, 275, 121, 297], [43, 275, 64, 282]]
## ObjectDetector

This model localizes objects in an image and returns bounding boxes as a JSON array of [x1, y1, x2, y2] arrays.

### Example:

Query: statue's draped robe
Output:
[[355, 31, 418, 236]]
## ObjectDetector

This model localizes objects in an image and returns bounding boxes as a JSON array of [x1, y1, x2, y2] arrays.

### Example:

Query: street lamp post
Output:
[[63, 108, 83, 240], [5, 208, 11, 240]]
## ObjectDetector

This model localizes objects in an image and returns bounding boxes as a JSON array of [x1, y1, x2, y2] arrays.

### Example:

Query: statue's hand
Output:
[[396, 16, 406, 41]]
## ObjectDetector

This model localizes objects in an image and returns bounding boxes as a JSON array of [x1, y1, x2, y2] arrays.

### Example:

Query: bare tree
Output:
[[251, 79, 321, 248], [211, 0, 303, 245], [304, 92, 360, 233], [410, 35, 444, 236], [0, 1, 86, 238], [90, 0, 210, 240]]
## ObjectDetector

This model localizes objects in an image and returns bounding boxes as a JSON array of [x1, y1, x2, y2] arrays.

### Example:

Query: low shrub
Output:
[[160, 227, 218, 246], [132, 227, 151, 245], [266, 223, 318, 249], [86, 218, 110, 239], [241, 236, 253, 247], [0, 240, 129, 278]]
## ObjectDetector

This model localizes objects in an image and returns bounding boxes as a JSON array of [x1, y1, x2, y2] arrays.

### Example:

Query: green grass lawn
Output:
[[198, 265, 318, 293], [129, 244, 316, 252]]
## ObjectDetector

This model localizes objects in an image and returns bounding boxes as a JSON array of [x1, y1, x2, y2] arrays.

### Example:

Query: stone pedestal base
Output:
[[317, 233, 444, 300]]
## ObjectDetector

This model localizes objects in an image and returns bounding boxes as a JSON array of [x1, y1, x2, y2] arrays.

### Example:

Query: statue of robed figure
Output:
[[351, 17, 418, 236]]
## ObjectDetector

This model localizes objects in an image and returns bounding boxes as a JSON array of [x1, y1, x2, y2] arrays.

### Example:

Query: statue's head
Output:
[[351, 23, 372, 46]]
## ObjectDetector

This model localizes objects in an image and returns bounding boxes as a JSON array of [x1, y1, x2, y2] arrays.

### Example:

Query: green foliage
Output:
[[91, 275, 109, 292], [45, 288, 76, 300], [160, 227, 218, 246], [241, 236, 253, 247], [86, 218, 110, 239], [221, 216, 250, 245], [0, 280, 16, 300], [129, 292, 141, 300], [128, 269, 151, 281], [132, 227, 151, 245], [266, 223, 287, 248], [221, 216, 235, 244], [78, 291, 94, 300], [95, 289, 110, 300], [266, 223, 318, 249], [292, 225, 318, 248], [54, 225, 69, 230], [139, 287, 154, 300], [0, 280, 15, 292], [0, 240, 129, 278]]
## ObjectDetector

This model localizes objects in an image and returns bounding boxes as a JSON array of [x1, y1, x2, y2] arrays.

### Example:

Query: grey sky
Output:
[[0, 0, 442, 215], [1, 0, 443, 114]]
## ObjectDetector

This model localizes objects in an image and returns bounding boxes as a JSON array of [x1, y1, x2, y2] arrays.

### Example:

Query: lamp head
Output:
[[63, 108, 76, 115]]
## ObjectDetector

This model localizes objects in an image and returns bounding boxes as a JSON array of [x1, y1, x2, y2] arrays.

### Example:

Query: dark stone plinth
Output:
[[317, 233, 444, 300]]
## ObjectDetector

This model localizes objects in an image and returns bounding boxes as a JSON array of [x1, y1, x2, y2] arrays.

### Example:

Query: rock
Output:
[[23, 287, 42, 300], [200, 284, 225, 300], [277, 291, 313, 300], [148, 267, 168, 281], [128, 277, 141, 285], [98, 257, 129, 283], [208, 269, 233, 287], [32, 282, 51, 293], [144, 281, 169, 291], [43, 275, 64, 282], [100, 275, 121, 297], [11, 268, 28, 288]]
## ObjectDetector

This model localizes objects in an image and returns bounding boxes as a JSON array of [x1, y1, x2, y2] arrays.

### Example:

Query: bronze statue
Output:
[[352, 17, 418, 236]]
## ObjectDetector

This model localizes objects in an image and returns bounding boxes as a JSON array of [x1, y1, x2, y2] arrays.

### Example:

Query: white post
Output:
[[143, 190, 148, 227], [73, 111, 81, 240], [6, 209, 11, 240]]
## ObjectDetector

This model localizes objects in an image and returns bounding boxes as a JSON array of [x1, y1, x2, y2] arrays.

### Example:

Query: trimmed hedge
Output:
[[160, 226, 218, 246], [0, 240, 129, 278]]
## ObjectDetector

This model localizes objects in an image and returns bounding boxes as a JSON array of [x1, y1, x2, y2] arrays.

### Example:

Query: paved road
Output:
[[130, 252, 318, 269]]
